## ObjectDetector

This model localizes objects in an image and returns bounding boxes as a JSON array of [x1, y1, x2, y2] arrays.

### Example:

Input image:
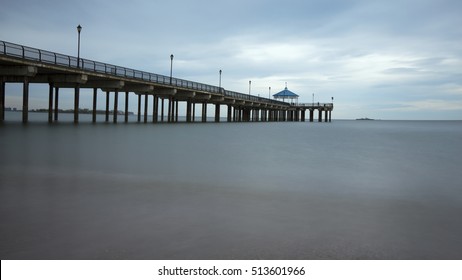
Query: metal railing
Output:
[[1, 40, 290, 107], [297, 103, 334, 108]]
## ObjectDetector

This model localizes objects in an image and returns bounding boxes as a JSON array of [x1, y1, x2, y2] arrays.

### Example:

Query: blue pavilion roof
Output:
[[273, 87, 299, 98]]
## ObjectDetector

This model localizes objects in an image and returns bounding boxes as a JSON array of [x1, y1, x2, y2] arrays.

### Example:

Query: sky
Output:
[[1, 0, 461, 120]]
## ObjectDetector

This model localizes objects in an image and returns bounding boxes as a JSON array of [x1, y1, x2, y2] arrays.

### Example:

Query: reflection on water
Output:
[[1, 114, 462, 259]]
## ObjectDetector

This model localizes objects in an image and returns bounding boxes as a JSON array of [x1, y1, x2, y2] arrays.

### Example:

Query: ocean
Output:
[[1, 112, 461, 259]]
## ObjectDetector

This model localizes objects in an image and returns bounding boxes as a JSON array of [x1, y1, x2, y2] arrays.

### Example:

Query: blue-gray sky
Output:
[[1, 0, 462, 119]]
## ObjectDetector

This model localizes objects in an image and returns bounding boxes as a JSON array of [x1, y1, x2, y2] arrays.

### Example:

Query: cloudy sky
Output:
[[1, 0, 461, 119]]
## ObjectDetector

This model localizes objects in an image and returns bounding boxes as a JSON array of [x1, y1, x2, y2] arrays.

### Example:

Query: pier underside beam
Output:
[[156, 88, 177, 97], [175, 91, 195, 101], [86, 80, 123, 89], [122, 84, 153, 93], [0, 66, 37, 78]]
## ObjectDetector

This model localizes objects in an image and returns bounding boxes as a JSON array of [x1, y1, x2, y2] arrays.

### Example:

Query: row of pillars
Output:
[[0, 79, 332, 124]]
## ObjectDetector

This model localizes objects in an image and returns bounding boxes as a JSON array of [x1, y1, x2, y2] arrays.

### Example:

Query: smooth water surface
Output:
[[1, 114, 461, 259]]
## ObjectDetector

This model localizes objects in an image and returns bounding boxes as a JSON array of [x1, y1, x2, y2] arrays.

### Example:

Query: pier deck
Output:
[[0, 40, 333, 123]]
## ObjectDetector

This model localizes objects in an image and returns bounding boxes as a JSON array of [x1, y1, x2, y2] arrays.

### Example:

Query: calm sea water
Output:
[[1, 112, 462, 259]]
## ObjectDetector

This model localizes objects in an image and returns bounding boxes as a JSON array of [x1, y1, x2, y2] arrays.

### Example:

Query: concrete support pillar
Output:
[[202, 102, 207, 122], [215, 104, 220, 122], [105, 91, 110, 122], [125, 91, 129, 123], [192, 102, 196, 122], [113, 90, 118, 123], [74, 84, 80, 124], [167, 98, 172, 122], [144, 94, 148, 123], [22, 78, 29, 123], [186, 99, 192, 122], [152, 95, 158, 123], [0, 79, 4, 122], [227, 105, 232, 122], [54, 87, 59, 121], [137, 94, 141, 122], [161, 98, 165, 122], [309, 109, 314, 122], [175, 99, 179, 122], [48, 83, 53, 123], [318, 109, 323, 122], [0, 78, 5, 122], [324, 110, 328, 122], [92, 88, 97, 123], [329, 110, 332, 122], [301, 110, 306, 122], [246, 108, 251, 122]]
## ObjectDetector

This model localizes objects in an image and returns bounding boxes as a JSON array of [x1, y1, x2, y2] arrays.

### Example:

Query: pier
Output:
[[0, 40, 333, 124]]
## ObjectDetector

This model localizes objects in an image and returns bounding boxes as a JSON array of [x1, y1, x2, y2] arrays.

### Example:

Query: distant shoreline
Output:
[[3, 108, 134, 116]]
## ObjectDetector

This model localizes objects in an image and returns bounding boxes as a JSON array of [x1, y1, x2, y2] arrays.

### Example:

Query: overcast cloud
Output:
[[1, 0, 461, 119]]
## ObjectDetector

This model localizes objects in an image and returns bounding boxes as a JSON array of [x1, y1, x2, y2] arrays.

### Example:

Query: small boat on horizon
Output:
[[356, 117, 375, 120]]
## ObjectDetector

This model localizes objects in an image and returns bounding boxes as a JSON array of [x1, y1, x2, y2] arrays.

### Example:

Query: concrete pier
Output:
[[54, 87, 59, 121], [0, 40, 333, 124], [92, 88, 97, 123], [48, 83, 53, 123], [0, 78, 4, 121], [113, 90, 118, 124]]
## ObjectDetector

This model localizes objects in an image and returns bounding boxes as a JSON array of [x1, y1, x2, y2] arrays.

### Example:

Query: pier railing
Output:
[[297, 103, 334, 108], [1, 40, 289, 107]]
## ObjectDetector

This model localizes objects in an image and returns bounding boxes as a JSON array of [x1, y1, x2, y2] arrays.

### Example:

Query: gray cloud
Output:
[[1, 0, 461, 119]]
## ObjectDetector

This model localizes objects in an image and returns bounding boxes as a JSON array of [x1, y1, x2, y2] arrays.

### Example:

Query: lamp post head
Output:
[[170, 54, 174, 60], [77, 25, 82, 33], [219, 69, 222, 75]]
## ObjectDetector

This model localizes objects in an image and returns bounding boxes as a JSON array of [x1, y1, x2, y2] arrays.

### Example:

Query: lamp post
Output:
[[77, 25, 82, 68], [312, 93, 314, 106], [269, 86, 271, 99], [249, 80, 251, 97], [219, 70, 222, 88], [170, 54, 174, 84]]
